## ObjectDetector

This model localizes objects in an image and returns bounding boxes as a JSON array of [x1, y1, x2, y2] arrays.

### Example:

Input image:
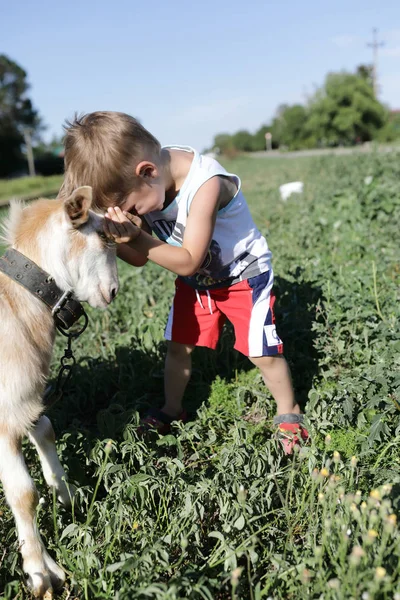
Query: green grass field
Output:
[[0, 152, 399, 599], [0, 175, 63, 206]]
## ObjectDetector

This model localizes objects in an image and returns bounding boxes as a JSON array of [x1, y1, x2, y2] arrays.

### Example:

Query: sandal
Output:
[[274, 413, 309, 455], [138, 407, 188, 436]]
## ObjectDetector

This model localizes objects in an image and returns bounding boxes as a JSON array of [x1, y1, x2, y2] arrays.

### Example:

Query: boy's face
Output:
[[122, 183, 164, 216], [121, 161, 165, 215]]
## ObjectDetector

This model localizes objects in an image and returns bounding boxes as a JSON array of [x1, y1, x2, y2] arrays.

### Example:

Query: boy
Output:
[[60, 111, 308, 453]]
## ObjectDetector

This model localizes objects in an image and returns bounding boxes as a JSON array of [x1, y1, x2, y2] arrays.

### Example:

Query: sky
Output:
[[2, 0, 400, 151]]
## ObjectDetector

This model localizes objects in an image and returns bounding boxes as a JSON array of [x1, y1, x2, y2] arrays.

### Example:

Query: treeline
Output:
[[210, 66, 400, 155], [0, 54, 64, 178], [2, 54, 400, 179]]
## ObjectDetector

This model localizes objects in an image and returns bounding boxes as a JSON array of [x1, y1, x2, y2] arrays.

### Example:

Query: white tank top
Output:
[[143, 146, 272, 290]]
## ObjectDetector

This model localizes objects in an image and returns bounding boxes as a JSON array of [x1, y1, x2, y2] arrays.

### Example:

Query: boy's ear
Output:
[[64, 186, 93, 228], [135, 161, 157, 180]]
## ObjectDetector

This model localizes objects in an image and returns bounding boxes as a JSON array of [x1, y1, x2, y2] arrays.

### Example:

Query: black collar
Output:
[[0, 248, 85, 330]]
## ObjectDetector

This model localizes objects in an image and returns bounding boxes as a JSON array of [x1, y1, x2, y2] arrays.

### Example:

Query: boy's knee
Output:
[[249, 354, 284, 370], [167, 341, 195, 359]]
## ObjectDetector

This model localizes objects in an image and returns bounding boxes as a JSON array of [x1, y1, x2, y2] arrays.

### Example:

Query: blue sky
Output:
[[2, 0, 400, 150]]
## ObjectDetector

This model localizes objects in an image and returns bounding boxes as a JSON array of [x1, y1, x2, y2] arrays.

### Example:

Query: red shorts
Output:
[[164, 271, 284, 357]]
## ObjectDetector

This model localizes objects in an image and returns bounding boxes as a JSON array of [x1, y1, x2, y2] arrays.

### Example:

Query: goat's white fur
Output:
[[0, 188, 118, 598]]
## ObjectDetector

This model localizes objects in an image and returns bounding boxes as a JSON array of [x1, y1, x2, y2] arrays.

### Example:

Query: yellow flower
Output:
[[365, 529, 379, 544], [375, 567, 386, 580], [132, 521, 139, 530], [370, 489, 381, 501], [311, 468, 320, 479], [350, 503, 360, 517], [320, 467, 329, 477], [385, 513, 397, 533], [350, 456, 358, 468], [333, 451, 340, 463], [318, 493, 325, 502]]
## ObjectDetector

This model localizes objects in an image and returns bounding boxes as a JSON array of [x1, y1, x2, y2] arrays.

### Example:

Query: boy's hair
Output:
[[59, 111, 161, 209]]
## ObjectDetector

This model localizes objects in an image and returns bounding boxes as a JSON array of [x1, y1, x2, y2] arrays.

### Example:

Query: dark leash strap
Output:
[[0, 248, 85, 330], [0, 248, 89, 407]]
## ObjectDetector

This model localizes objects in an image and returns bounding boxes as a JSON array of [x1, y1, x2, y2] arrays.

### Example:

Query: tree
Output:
[[306, 71, 387, 146], [212, 133, 235, 156], [0, 55, 41, 177], [356, 64, 374, 88], [376, 111, 400, 142], [270, 104, 314, 150], [231, 129, 254, 152]]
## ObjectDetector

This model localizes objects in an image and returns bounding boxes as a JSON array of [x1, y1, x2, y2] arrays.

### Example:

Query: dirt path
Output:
[[251, 144, 399, 159]]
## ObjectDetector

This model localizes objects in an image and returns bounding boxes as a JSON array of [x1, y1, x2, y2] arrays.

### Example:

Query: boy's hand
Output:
[[104, 207, 142, 244]]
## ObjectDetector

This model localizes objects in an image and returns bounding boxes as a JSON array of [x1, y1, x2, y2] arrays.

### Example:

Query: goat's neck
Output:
[[0, 271, 55, 340], [14, 211, 74, 294]]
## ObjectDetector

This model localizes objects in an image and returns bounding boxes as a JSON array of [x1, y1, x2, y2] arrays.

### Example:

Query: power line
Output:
[[367, 28, 385, 97]]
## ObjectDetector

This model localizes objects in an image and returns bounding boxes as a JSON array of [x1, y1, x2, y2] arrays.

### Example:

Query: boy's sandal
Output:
[[273, 413, 309, 455], [138, 407, 188, 436]]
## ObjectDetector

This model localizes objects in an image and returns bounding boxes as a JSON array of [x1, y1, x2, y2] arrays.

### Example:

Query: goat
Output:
[[0, 186, 119, 598]]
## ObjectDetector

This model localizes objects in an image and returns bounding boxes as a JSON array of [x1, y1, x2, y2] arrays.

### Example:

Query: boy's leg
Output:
[[248, 354, 300, 416], [250, 355, 307, 453], [139, 279, 224, 433], [212, 272, 308, 452], [162, 341, 195, 418]]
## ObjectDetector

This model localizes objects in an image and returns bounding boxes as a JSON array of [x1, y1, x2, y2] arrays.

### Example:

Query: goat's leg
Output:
[[0, 429, 65, 598], [28, 415, 75, 507]]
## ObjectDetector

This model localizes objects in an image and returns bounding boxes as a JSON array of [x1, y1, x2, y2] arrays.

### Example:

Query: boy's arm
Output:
[[119, 177, 221, 276], [117, 244, 148, 267]]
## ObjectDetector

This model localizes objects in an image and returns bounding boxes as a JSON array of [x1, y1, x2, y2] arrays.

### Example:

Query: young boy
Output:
[[60, 111, 308, 453]]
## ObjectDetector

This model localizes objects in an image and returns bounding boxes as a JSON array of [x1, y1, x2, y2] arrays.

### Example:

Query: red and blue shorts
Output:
[[164, 270, 283, 357]]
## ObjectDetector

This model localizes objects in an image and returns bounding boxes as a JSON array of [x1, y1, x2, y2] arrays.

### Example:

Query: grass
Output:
[[0, 152, 400, 599], [0, 174, 63, 206]]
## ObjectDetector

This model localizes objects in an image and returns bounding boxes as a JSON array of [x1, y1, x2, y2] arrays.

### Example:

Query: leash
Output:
[[43, 308, 89, 407]]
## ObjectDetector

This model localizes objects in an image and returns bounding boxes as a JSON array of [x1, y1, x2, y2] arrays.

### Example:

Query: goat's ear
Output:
[[64, 186, 93, 228]]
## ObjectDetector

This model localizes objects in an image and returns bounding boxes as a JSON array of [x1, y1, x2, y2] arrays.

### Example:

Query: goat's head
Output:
[[4, 186, 119, 308], [63, 186, 119, 307]]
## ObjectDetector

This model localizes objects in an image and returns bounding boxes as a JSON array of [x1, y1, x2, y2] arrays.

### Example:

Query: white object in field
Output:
[[279, 181, 304, 201], [364, 175, 373, 185]]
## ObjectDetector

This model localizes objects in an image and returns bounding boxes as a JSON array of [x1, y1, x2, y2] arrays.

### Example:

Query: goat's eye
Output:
[[98, 231, 108, 241]]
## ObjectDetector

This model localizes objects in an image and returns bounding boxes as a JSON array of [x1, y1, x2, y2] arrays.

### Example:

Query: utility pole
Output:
[[23, 127, 36, 177], [367, 28, 384, 97]]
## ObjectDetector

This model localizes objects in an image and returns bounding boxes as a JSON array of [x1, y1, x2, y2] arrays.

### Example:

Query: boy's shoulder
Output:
[[166, 145, 232, 176]]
